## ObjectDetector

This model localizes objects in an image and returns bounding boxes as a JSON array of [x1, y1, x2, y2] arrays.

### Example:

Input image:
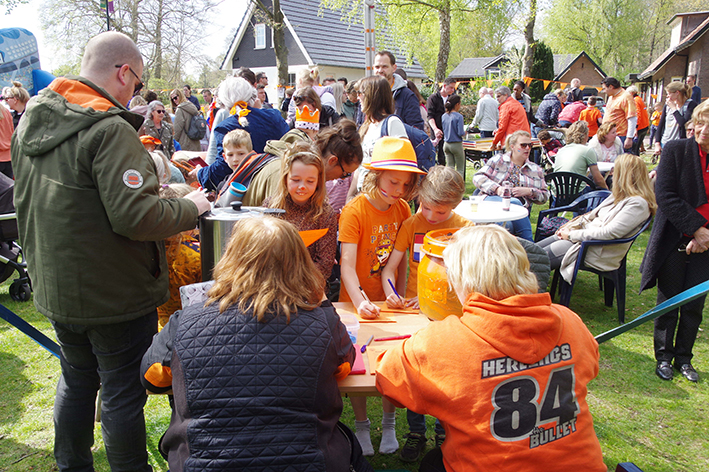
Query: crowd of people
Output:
[[3, 29, 709, 472]]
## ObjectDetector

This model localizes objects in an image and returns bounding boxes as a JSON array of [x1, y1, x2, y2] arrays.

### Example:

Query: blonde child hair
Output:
[[418, 165, 465, 207], [206, 216, 324, 321], [222, 129, 253, 152], [268, 141, 328, 220], [444, 225, 538, 300]]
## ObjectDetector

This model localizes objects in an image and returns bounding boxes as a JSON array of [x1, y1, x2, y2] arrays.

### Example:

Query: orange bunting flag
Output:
[[542, 80, 551, 90], [486, 80, 493, 87], [455, 81, 461, 89], [558, 82, 568, 89], [524, 77, 532, 86], [651, 94, 658, 99]]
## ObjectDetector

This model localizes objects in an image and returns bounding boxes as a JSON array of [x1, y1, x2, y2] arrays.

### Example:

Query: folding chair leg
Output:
[[559, 280, 572, 307], [550, 270, 561, 300], [598, 274, 603, 291], [616, 275, 626, 324], [603, 278, 615, 307]]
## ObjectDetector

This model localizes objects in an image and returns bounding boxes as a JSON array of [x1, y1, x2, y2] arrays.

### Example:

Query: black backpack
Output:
[[187, 113, 207, 140]]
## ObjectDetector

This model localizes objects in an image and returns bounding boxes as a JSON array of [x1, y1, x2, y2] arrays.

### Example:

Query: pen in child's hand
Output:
[[387, 279, 402, 301], [358, 285, 371, 304], [361, 335, 374, 353]]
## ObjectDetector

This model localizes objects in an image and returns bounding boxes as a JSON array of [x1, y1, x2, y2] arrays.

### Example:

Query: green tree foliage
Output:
[[540, 0, 650, 78], [322, 0, 514, 82], [529, 41, 554, 101], [538, 0, 709, 78]]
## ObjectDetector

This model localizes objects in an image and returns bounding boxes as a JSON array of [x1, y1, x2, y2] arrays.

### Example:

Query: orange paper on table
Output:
[[355, 311, 396, 323], [298, 228, 328, 247], [375, 301, 418, 315]]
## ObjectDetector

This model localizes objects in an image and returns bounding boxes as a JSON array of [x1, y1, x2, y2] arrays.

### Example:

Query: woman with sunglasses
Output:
[[139, 100, 175, 158], [473, 130, 549, 241], [170, 89, 202, 152]]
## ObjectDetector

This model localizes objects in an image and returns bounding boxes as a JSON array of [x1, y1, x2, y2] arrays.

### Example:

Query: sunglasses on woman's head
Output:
[[292, 96, 304, 105]]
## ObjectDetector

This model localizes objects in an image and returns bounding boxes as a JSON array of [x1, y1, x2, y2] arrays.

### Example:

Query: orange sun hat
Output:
[[364, 136, 426, 175]]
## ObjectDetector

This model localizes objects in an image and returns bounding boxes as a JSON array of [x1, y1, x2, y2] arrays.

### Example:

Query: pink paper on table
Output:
[[349, 345, 366, 375]]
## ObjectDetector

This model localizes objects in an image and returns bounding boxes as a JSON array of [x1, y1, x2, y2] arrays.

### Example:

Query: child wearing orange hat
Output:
[[338, 136, 426, 456]]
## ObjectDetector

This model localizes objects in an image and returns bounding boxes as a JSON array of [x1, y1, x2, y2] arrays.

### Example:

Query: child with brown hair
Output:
[[265, 141, 338, 281]]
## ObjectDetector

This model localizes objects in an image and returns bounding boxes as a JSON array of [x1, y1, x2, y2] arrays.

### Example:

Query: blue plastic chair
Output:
[[534, 190, 611, 242], [557, 215, 653, 324]]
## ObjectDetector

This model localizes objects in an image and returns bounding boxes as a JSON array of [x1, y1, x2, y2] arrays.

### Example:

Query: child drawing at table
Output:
[[338, 136, 425, 456], [380, 165, 469, 461], [264, 141, 338, 281]]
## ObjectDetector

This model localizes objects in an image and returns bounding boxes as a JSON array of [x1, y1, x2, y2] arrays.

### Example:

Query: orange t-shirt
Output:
[[634, 96, 649, 130], [338, 194, 412, 302], [651, 110, 662, 127], [394, 212, 471, 298], [578, 107, 602, 137], [602, 90, 636, 137]]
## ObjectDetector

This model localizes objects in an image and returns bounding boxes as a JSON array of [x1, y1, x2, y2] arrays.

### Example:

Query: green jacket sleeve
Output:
[[91, 120, 199, 241]]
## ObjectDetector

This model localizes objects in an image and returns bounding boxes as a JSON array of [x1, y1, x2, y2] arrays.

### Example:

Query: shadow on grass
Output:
[[0, 437, 56, 471], [0, 352, 29, 427], [595, 341, 691, 401]]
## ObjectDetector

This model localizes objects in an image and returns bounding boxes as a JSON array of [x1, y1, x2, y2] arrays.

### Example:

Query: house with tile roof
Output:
[[449, 51, 605, 91], [637, 11, 708, 106], [221, 0, 426, 102]]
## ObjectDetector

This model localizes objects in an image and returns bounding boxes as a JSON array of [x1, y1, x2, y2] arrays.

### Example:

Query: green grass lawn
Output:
[[1, 159, 708, 471]]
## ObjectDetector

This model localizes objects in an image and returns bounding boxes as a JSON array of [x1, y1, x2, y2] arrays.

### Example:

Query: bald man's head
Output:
[[81, 32, 143, 77], [81, 32, 144, 105]]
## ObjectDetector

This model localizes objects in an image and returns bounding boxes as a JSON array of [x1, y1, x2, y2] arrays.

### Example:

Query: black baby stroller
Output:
[[0, 173, 32, 301]]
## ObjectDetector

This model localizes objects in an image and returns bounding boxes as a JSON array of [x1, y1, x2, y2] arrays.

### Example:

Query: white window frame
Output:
[[254, 24, 266, 50]]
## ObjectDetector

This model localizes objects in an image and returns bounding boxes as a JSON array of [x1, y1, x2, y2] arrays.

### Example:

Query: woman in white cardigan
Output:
[[588, 122, 623, 163], [538, 153, 656, 282]]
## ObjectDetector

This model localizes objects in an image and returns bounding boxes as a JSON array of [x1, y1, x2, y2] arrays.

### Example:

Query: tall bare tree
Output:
[[521, 0, 536, 78], [37, 0, 217, 87], [249, 0, 289, 108]]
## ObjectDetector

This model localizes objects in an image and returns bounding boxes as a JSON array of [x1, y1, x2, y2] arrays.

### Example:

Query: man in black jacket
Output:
[[427, 77, 456, 165], [374, 51, 425, 131]]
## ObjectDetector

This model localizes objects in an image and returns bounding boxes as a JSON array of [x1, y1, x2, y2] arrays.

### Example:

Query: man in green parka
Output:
[[11, 32, 210, 472]]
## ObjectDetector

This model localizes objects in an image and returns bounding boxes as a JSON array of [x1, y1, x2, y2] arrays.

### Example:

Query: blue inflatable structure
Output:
[[0, 27, 55, 96]]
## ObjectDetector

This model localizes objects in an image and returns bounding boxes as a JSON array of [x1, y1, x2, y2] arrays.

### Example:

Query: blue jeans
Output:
[[52, 312, 157, 472], [477, 195, 534, 241], [407, 409, 445, 436]]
